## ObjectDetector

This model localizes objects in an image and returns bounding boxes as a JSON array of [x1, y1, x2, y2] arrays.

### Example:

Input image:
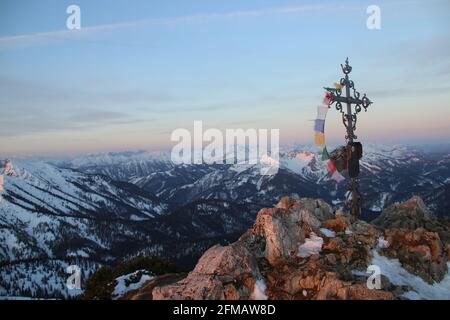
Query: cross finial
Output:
[[342, 57, 352, 75]]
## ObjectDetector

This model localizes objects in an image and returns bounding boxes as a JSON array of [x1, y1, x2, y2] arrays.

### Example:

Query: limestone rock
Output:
[[373, 196, 450, 242], [321, 217, 350, 233], [381, 228, 448, 283], [153, 242, 259, 300], [252, 198, 333, 263]]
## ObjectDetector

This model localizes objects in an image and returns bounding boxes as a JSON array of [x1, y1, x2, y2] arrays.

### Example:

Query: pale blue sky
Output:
[[0, 0, 449, 156]]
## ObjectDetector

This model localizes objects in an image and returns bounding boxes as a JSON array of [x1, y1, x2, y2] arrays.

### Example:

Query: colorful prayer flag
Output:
[[314, 88, 348, 185], [314, 132, 325, 147], [322, 146, 330, 161], [327, 159, 336, 173], [324, 87, 338, 93], [314, 119, 325, 133], [323, 92, 334, 106], [334, 82, 344, 90], [316, 105, 328, 120]]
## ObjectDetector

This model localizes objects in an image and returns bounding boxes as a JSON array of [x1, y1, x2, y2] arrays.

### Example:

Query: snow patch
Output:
[[250, 279, 268, 300], [371, 193, 389, 212], [377, 236, 390, 249], [67, 250, 90, 258], [298, 233, 323, 258], [112, 270, 154, 299], [320, 228, 336, 238], [371, 250, 450, 300]]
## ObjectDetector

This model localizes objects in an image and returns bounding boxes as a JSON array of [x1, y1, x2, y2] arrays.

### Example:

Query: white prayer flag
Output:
[[316, 105, 328, 120]]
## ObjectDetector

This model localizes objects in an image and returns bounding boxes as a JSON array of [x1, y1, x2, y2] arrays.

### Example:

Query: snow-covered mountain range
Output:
[[0, 144, 449, 298], [57, 144, 450, 218]]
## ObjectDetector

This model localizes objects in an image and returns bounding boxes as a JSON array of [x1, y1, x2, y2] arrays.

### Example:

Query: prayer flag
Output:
[[316, 105, 328, 120], [314, 132, 325, 147], [323, 92, 334, 105], [314, 119, 325, 133], [334, 82, 344, 90], [322, 146, 330, 161], [327, 159, 337, 173]]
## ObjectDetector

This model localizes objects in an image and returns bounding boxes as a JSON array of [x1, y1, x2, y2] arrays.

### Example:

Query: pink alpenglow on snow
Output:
[[297, 233, 324, 258]]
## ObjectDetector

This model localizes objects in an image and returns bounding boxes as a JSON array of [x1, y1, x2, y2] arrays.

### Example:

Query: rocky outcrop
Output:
[[321, 216, 350, 233], [139, 196, 450, 300], [153, 242, 260, 300], [373, 196, 450, 242], [248, 198, 334, 263], [373, 195, 450, 283], [380, 228, 448, 283]]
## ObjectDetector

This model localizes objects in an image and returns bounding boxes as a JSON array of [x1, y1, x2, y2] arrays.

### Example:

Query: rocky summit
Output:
[[126, 196, 450, 300]]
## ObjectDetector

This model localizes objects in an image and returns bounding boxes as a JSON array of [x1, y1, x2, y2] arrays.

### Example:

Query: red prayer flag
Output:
[[323, 92, 334, 106], [327, 159, 337, 173]]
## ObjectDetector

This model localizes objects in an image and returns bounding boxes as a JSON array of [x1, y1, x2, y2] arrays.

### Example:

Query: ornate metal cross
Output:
[[324, 58, 373, 219]]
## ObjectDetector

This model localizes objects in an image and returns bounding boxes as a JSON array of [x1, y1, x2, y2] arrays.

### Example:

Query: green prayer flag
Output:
[[322, 146, 330, 161], [323, 87, 339, 93]]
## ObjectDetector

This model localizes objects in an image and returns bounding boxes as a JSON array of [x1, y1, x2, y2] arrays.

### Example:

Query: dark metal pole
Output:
[[344, 73, 359, 220], [344, 73, 353, 142]]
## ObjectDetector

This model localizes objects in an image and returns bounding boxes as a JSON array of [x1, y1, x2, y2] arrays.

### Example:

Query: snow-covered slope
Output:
[[0, 160, 259, 299], [57, 150, 173, 181], [0, 159, 173, 298], [1, 160, 167, 218]]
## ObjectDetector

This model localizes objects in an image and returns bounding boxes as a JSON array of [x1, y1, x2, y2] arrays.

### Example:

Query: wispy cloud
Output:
[[0, 108, 154, 137], [0, 77, 162, 136], [3, 0, 435, 50], [0, 4, 325, 50]]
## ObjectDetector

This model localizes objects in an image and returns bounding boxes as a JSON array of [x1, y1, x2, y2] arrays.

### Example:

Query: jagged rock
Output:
[[323, 237, 345, 252], [322, 234, 372, 270], [381, 228, 448, 283], [264, 259, 393, 300], [253, 208, 305, 262], [321, 216, 350, 233], [373, 196, 450, 242], [316, 272, 351, 300], [373, 196, 432, 228], [153, 242, 259, 300], [347, 284, 394, 300], [252, 207, 304, 263], [373, 196, 449, 283], [251, 198, 334, 263], [352, 220, 379, 241], [276, 197, 300, 210], [276, 197, 334, 222]]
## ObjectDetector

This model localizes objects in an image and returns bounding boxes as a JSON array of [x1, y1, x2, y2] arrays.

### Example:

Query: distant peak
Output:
[[0, 159, 16, 177]]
